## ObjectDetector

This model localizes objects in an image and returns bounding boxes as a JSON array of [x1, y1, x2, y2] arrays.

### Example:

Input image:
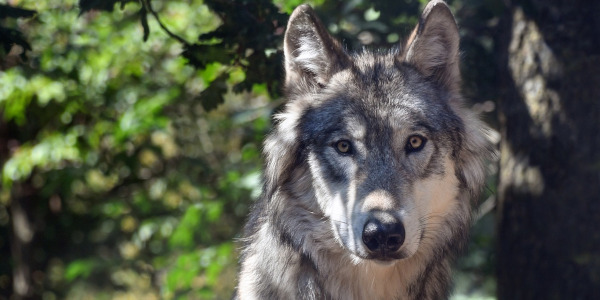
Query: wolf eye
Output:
[[334, 140, 352, 154], [405, 135, 426, 153]]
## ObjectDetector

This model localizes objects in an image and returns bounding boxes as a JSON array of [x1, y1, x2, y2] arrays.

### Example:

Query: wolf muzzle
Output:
[[362, 215, 406, 259]]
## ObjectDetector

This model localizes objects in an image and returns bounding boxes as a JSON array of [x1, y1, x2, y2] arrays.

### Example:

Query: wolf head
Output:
[[263, 1, 492, 264]]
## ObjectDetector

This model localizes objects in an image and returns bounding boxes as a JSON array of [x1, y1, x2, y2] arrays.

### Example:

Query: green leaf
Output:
[[182, 44, 231, 69], [64, 259, 98, 281], [199, 73, 228, 111], [169, 205, 203, 249], [2, 129, 83, 186]]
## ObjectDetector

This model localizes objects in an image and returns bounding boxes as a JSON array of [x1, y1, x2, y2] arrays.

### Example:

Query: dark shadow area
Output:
[[496, 1, 600, 298]]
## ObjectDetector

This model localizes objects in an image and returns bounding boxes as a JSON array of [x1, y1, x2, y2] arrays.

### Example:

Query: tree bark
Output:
[[10, 181, 36, 300], [497, 0, 600, 298]]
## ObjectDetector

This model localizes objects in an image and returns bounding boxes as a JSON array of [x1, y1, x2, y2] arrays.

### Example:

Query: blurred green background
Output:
[[1, 0, 507, 299]]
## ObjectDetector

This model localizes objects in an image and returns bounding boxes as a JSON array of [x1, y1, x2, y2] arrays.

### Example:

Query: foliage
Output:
[[0, 4, 35, 64], [0, 0, 502, 299], [0, 0, 261, 298]]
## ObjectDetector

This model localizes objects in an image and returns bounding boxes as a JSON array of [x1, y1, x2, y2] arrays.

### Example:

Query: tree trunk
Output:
[[496, 0, 600, 298], [10, 181, 36, 300]]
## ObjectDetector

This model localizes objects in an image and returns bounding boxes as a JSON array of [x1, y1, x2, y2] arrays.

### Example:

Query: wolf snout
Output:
[[362, 217, 405, 256]]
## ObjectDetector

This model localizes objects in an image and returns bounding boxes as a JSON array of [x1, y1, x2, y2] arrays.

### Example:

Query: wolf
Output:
[[236, 1, 494, 299]]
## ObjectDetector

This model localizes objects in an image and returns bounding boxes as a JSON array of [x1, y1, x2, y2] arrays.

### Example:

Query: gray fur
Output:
[[236, 1, 494, 299]]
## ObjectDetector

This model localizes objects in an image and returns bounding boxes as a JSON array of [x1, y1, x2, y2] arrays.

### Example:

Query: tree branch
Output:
[[140, 0, 190, 46]]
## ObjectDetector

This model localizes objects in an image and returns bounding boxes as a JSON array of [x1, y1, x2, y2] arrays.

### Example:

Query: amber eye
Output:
[[406, 135, 426, 152], [335, 140, 352, 154]]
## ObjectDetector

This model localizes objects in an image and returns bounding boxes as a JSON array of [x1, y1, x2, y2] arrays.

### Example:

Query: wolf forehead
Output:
[[287, 52, 464, 144]]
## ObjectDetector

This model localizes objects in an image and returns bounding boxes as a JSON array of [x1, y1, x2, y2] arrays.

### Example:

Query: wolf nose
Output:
[[362, 218, 405, 254]]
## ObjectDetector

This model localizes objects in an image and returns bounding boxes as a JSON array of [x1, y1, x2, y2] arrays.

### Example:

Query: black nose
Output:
[[362, 218, 405, 254]]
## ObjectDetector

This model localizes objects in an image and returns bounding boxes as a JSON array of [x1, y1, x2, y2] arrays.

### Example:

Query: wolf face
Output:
[[263, 1, 485, 264], [298, 66, 466, 263]]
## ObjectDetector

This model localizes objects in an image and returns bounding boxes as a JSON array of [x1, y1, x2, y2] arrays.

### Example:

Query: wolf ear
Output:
[[402, 0, 460, 93], [284, 5, 350, 90]]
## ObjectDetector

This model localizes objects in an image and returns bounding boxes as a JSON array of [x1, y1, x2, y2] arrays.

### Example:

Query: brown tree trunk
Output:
[[496, 0, 600, 298], [10, 181, 36, 300]]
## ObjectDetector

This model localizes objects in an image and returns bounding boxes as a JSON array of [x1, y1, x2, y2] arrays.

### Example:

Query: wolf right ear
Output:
[[284, 5, 349, 90], [402, 0, 461, 93]]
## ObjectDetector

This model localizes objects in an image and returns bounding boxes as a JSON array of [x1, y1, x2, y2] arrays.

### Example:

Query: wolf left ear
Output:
[[284, 5, 350, 90], [403, 0, 460, 93]]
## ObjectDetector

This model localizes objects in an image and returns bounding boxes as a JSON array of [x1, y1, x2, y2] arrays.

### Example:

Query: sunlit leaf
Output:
[[169, 205, 203, 249], [64, 259, 98, 281]]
